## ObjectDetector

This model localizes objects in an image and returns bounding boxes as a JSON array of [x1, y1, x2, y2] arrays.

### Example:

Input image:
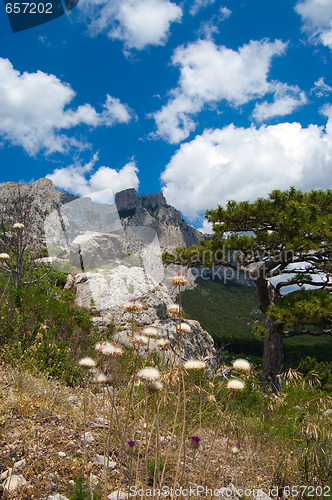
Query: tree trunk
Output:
[[261, 317, 284, 392]]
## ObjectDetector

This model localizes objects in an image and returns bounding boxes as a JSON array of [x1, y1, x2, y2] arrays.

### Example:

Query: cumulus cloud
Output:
[[79, 0, 182, 50], [253, 82, 307, 121], [295, 0, 332, 49], [47, 154, 139, 203], [0, 58, 133, 156], [152, 38, 287, 143], [161, 113, 332, 220]]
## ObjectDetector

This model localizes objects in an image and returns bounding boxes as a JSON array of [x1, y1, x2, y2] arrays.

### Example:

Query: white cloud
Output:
[[253, 82, 307, 122], [190, 0, 215, 16], [312, 77, 332, 97], [0, 58, 133, 155], [161, 113, 332, 220], [219, 6, 231, 20], [152, 39, 287, 143], [196, 219, 213, 234], [47, 154, 139, 203], [79, 0, 182, 50], [295, 0, 332, 49]]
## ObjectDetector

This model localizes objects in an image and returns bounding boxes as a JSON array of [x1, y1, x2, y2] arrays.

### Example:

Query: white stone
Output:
[[58, 451, 66, 458], [108, 490, 129, 500], [93, 454, 116, 468], [3, 474, 27, 493], [66, 395, 79, 404], [13, 459, 26, 470], [83, 431, 95, 443], [47, 495, 70, 500], [323, 408, 332, 416]]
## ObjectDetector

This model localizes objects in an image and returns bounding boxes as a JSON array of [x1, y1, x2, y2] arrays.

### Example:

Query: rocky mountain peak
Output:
[[0, 178, 205, 250]]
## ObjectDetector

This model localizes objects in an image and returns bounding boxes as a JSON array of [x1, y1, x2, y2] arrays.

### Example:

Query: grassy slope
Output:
[[181, 277, 332, 365]]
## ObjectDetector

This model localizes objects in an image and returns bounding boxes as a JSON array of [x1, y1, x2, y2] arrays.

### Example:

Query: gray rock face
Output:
[[115, 188, 205, 248], [0, 179, 205, 254], [71, 265, 217, 368], [69, 232, 125, 269], [0, 178, 76, 247]]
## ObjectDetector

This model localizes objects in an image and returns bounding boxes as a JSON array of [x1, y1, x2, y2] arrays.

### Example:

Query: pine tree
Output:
[[164, 188, 332, 391]]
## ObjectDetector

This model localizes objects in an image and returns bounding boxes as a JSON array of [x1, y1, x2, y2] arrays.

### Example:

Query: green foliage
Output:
[[298, 356, 332, 392], [67, 476, 101, 500], [207, 187, 332, 256], [181, 277, 263, 347], [147, 458, 164, 478], [268, 289, 332, 328], [0, 268, 100, 385]]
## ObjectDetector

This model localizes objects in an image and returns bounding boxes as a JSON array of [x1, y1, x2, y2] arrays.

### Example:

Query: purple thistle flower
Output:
[[127, 440, 135, 448], [191, 436, 201, 444]]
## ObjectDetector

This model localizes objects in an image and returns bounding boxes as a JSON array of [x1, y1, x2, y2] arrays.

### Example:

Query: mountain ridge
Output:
[[0, 179, 205, 250]]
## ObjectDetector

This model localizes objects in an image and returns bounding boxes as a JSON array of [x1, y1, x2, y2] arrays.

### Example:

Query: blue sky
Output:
[[0, 0, 331, 230]]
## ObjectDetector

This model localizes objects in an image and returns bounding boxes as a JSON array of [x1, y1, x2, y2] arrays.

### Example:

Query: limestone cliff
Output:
[[115, 188, 205, 249]]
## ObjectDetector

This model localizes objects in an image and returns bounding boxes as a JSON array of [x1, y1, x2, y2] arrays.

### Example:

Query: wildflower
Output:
[[127, 440, 135, 448], [179, 322, 191, 333], [231, 444, 241, 454], [227, 379, 245, 391], [147, 380, 163, 392], [132, 333, 149, 346], [13, 222, 24, 230], [189, 435, 201, 449], [232, 358, 251, 373], [100, 343, 123, 356], [157, 337, 170, 349], [184, 359, 206, 371], [79, 357, 96, 367], [123, 298, 143, 312], [95, 341, 108, 352], [138, 367, 161, 382], [142, 327, 160, 338], [0, 253, 10, 261], [167, 303, 181, 315], [171, 274, 187, 286], [92, 372, 111, 384]]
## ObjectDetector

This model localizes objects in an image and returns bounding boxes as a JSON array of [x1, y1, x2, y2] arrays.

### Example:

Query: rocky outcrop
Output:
[[115, 188, 205, 248], [0, 179, 205, 253], [69, 265, 217, 369], [0, 178, 76, 247]]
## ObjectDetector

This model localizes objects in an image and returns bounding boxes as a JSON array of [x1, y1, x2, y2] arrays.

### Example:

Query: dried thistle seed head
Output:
[[13, 222, 24, 230], [100, 343, 123, 356], [132, 333, 149, 346], [92, 372, 111, 384], [157, 337, 170, 349], [167, 304, 181, 315], [138, 367, 161, 382], [142, 327, 160, 339], [227, 379, 245, 391], [123, 299, 143, 312], [184, 359, 206, 371], [171, 275, 187, 286], [231, 444, 241, 454], [232, 358, 251, 373], [147, 380, 163, 393], [179, 323, 191, 333], [79, 357, 96, 368], [0, 253, 10, 261]]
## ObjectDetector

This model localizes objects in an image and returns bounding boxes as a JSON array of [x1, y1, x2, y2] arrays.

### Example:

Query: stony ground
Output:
[[0, 363, 292, 499]]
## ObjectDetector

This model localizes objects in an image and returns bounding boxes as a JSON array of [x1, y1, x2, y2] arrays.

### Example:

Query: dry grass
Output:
[[1, 360, 330, 500]]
